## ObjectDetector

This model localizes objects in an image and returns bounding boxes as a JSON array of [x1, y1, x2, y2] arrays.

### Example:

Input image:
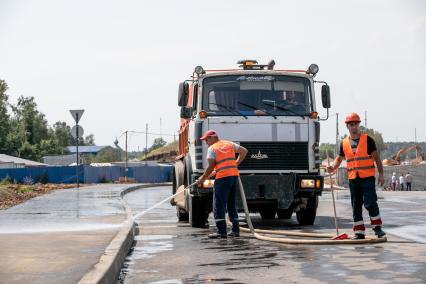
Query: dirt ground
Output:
[[0, 183, 77, 210]]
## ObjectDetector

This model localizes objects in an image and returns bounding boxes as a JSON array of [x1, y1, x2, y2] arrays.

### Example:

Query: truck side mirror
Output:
[[321, 85, 331, 108], [178, 82, 189, 107], [180, 106, 192, 119]]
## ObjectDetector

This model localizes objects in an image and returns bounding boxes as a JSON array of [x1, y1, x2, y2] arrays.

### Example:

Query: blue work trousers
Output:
[[349, 177, 382, 231], [213, 175, 240, 236]]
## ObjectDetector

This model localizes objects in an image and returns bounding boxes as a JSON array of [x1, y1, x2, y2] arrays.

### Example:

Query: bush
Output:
[[99, 176, 111, 183], [1, 175, 12, 185], [39, 172, 49, 184], [23, 176, 34, 185]]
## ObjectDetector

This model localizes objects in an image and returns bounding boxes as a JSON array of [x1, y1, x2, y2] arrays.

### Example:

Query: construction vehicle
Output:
[[383, 144, 425, 166], [172, 59, 331, 228]]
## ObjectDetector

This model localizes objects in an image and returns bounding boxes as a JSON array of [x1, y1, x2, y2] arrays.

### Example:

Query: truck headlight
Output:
[[301, 179, 315, 188]]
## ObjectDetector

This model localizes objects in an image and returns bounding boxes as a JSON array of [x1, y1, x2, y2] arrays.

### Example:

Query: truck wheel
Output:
[[277, 209, 293, 219], [189, 194, 208, 228], [260, 209, 276, 220], [296, 196, 318, 225]]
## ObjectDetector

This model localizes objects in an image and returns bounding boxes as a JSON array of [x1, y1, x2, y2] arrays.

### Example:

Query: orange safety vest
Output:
[[342, 134, 376, 179], [211, 140, 239, 179]]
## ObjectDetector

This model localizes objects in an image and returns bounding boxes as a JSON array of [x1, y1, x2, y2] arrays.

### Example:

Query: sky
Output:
[[1, 0, 425, 151]]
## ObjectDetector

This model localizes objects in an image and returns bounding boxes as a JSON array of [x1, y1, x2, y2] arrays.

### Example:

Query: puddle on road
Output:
[[148, 278, 242, 284], [127, 234, 176, 261], [387, 225, 426, 244]]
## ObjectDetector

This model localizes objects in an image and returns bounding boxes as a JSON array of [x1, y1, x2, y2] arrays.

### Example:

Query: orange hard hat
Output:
[[345, 112, 361, 124]]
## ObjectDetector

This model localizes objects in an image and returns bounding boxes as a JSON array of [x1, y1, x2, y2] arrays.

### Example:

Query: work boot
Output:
[[227, 231, 240, 238], [208, 233, 227, 239], [373, 226, 386, 238], [351, 233, 365, 240]]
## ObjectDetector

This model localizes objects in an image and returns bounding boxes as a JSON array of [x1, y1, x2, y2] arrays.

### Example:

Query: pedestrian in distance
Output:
[[405, 172, 413, 191], [391, 172, 397, 191], [327, 112, 386, 239], [399, 174, 405, 191], [197, 130, 248, 239]]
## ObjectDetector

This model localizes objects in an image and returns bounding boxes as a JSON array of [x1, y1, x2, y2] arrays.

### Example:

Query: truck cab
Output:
[[172, 60, 331, 228]]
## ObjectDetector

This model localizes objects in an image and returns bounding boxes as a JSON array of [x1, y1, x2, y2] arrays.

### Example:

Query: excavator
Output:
[[382, 144, 425, 166]]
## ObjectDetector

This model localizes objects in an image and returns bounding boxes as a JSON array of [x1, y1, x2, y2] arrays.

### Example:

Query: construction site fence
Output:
[[337, 164, 426, 191], [0, 164, 173, 184]]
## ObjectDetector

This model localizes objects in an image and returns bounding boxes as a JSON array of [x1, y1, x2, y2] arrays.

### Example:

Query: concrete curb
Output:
[[78, 183, 172, 284]]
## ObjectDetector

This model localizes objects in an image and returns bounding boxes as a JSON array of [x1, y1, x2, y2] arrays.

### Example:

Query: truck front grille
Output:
[[238, 142, 309, 170]]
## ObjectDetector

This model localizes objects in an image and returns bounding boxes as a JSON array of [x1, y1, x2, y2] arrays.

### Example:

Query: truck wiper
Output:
[[238, 101, 277, 119], [208, 102, 248, 119], [261, 100, 306, 120]]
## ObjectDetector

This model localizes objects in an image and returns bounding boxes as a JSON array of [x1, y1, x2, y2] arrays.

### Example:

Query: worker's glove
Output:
[[196, 178, 205, 187], [326, 166, 334, 173]]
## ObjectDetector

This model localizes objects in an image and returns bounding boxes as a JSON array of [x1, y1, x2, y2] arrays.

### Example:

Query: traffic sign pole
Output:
[[70, 109, 85, 189], [76, 113, 79, 188]]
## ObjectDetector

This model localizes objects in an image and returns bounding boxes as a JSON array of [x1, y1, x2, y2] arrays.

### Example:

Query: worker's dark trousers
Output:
[[406, 182, 412, 191], [349, 177, 382, 234], [213, 175, 239, 236]]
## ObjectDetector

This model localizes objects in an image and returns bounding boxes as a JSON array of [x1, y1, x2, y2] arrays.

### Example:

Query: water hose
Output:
[[130, 181, 387, 244], [236, 177, 387, 245]]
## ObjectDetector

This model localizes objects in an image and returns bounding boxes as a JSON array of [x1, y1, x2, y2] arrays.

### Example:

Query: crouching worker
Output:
[[197, 130, 248, 239]]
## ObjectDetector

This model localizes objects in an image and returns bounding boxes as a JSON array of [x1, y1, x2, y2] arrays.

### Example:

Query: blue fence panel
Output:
[[0, 164, 173, 184], [84, 166, 122, 183], [0, 166, 84, 184], [128, 165, 172, 183]]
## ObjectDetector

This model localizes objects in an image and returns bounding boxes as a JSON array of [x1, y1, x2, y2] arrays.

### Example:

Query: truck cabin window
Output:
[[203, 75, 312, 116]]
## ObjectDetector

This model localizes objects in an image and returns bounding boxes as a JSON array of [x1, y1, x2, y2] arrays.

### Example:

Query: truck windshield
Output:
[[202, 75, 312, 117]]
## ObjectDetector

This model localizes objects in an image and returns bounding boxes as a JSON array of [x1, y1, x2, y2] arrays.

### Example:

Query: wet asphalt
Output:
[[120, 186, 426, 284]]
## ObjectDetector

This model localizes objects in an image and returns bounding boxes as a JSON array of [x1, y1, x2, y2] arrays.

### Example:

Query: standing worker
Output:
[[327, 112, 386, 239], [197, 130, 248, 239]]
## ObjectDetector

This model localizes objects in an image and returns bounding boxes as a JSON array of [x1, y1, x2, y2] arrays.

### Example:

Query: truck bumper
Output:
[[238, 174, 323, 210], [191, 173, 323, 211]]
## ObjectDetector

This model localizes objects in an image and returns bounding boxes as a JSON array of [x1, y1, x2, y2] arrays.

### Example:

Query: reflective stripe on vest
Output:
[[342, 134, 375, 179], [211, 140, 239, 179]]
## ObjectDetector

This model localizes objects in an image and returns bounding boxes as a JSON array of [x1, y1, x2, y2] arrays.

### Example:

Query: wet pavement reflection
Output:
[[120, 186, 426, 284]]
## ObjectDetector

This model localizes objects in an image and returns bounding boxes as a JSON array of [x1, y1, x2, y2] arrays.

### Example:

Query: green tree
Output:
[[0, 80, 97, 160], [83, 134, 95, 146], [319, 143, 336, 160], [93, 147, 121, 163], [11, 96, 49, 145], [0, 80, 11, 153], [360, 126, 386, 154], [149, 138, 167, 152], [51, 121, 73, 148], [37, 138, 66, 158]]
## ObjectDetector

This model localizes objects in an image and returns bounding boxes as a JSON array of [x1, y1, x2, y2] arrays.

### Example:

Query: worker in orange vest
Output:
[[197, 130, 248, 239], [327, 113, 386, 239]]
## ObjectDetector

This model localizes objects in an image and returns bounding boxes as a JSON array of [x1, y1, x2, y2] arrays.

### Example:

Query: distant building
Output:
[[42, 154, 77, 167], [43, 146, 119, 166], [0, 154, 47, 168]]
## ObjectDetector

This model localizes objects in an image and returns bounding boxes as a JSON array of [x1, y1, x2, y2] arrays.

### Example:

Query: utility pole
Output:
[[365, 111, 367, 128], [76, 115, 79, 188], [125, 130, 128, 182], [335, 113, 339, 158], [415, 128, 418, 159], [145, 123, 148, 164], [160, 117, 162, 139]]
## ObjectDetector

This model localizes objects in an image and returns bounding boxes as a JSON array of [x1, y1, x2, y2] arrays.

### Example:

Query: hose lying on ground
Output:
[[236, 177, 388, 245]]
